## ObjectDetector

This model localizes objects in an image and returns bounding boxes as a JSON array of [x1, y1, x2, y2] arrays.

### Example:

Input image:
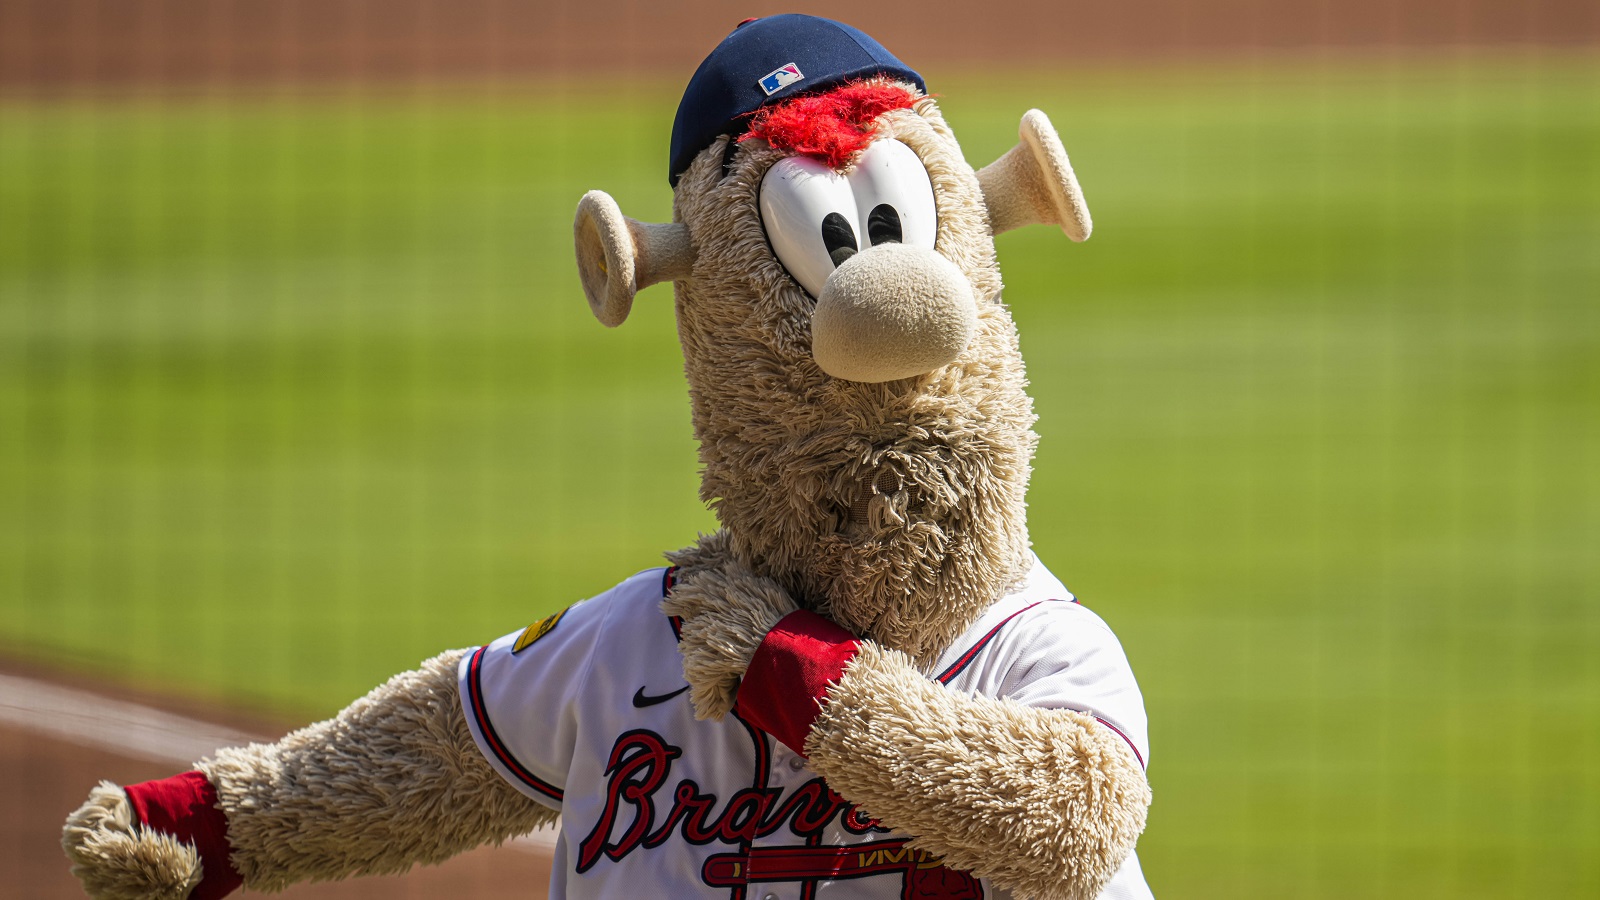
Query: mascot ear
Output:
[[573, 190, 695, 327], [976, 109, 1092, 242]]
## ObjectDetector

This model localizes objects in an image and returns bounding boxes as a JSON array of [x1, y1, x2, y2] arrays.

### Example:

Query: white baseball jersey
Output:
[[459, 555, 1154, 899]]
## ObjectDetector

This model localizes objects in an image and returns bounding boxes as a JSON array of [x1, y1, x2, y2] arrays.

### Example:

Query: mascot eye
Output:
[[759, 139, 938, 299], [760, 155, 859, 299], [845, 139, 937, 251]]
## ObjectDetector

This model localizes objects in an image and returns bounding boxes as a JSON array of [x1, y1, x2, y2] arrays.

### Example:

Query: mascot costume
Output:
[[63, 14, 1154, 900]]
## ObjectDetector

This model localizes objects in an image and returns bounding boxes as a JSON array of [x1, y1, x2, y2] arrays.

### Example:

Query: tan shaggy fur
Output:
[[664, 530, 799, 719], [194, 649, 555, 891], [806, 644, 1150, 900], [664, 83, 1152, 899], [62, 782, 203, 899], [672, 84, 1036, 665]]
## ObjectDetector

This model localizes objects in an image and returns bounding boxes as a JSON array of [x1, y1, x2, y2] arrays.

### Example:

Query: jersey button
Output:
[[763, 894, 778, 900], [788, 756, 806, 772]]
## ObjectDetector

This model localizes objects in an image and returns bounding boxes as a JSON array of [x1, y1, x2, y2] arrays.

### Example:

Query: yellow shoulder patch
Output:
[[511, 607, 569, 654]]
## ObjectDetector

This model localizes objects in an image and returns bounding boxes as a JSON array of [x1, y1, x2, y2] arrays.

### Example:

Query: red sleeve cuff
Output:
[[733, 610, 861, 755], [124, 770, 242, 900]]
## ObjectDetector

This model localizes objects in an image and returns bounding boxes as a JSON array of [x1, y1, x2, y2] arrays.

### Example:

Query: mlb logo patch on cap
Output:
[[759, 63, 805, 96]]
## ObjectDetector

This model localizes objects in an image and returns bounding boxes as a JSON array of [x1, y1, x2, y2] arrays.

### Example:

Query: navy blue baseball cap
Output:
[[668, 15, 926, 186]]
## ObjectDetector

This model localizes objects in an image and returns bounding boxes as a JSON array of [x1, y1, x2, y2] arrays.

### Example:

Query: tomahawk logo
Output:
[[758, 63, 804, 95]]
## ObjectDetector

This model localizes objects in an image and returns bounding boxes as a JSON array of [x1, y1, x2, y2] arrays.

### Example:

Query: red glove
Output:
[[123, 771, 242, 900], [734, 610, 861, 755]]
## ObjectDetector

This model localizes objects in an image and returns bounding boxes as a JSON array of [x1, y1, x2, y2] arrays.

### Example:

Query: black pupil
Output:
[[821, 212, 858, 268], [821, 205, 905, 271], [868, 204, 903, 246]]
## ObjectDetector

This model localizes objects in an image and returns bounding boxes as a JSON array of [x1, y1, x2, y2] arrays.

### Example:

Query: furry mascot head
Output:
[[577, 14, 1092, 664], [64, 16, 1150, 900]]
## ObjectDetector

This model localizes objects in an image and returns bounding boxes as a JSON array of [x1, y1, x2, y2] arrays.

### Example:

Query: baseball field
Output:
[[2, 11, 1598, 898]]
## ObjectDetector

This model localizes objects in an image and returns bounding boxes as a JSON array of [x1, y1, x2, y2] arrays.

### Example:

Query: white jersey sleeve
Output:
[[932, 556, 1151, 769], [996, 600, 1150, 769], [456, 571, 649, 810]]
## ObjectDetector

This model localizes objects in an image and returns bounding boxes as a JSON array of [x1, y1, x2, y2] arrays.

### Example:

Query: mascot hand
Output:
[[663, 535, 800, 720], [63, 772, 240, 900]]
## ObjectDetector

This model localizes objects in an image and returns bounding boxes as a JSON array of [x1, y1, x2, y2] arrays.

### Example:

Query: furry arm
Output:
[[666, 553, 1149, 900], [662, 532, 800, 720], [63, 649, 556, 898], [801, 640, 1150, 900]]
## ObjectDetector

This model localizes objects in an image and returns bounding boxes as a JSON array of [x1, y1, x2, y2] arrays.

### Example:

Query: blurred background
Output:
[[2, 1, 1596, 897]]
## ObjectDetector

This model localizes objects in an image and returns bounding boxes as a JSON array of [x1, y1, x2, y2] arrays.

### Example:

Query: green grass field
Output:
[[2, 54, 1597, 896]]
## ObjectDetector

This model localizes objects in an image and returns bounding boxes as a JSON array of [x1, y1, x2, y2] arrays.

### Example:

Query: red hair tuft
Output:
[[742, 81, 918, 170]]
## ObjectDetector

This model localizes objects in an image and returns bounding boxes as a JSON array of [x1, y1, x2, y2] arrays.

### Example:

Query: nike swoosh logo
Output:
[[632, 685, 690, 708]]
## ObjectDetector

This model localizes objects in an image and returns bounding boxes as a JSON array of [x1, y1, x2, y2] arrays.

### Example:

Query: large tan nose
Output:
[[810, 244, 977, 383]]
